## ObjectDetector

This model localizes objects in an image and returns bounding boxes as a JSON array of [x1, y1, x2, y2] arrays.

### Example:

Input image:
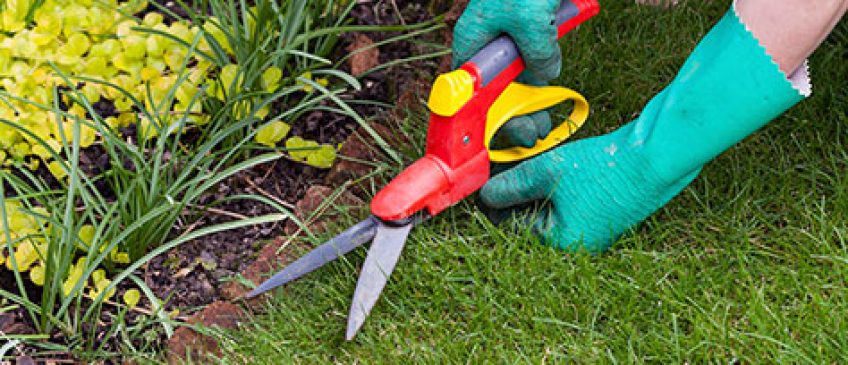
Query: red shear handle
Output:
[[372, 0, 600, 222]]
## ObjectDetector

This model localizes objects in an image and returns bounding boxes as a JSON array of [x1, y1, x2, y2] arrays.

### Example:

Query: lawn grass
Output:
[[216, 1, 848, 362]]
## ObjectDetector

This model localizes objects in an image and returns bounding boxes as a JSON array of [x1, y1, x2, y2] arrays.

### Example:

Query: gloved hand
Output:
[[480, 7, 809, 253], [480, 122, 685, 253], [452, 0, 562, 148]]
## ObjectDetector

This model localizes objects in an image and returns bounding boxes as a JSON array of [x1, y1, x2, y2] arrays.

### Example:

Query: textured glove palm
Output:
[[452, 0, 562, 148]]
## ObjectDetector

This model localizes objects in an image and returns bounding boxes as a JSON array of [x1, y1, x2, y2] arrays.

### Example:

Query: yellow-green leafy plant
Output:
[[0, 0, 212, 175], [191, 1, 353, 166], [0, 2, 225, 344], [1, 203, 131, 295], [184, 0, 445, 166], [0, 0, 344, 177], [0, 0, 345, 305], [0, 94, 289, 359]]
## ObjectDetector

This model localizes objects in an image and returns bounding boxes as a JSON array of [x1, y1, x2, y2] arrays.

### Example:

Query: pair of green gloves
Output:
[[453, 0, 809, 252]]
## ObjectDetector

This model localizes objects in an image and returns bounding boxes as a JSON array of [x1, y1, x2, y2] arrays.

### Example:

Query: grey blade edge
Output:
[[246, 216, 380, 298], [345, 221, 414, 341]]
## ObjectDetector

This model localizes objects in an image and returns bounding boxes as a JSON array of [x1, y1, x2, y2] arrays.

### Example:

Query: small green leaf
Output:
[[30, 264, 45, 286], [48, 160, 67, 179], [216, 64, 242, 100], [255, 121, 291, 147], [306, 145, 337, 168], [261, 67, 282, 92], [123, 289, 141, 309], [286, 136, 318, 161], [78, 225, 96, 249]]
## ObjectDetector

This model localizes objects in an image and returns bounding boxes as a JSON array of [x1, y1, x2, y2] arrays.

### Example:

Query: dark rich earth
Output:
[[144, 0, 450, 312], [1, 0, 451, 359]]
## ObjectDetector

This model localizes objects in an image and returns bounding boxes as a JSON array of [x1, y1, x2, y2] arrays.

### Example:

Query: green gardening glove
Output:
[[452, 0, 563, 148], [480, 7, 809, 253]]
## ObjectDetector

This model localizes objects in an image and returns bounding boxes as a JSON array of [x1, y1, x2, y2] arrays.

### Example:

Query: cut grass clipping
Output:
[[219, 1, 848, 363]]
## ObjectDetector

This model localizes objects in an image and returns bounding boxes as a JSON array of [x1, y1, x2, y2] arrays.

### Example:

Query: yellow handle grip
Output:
[[485, 82, 590, 163]]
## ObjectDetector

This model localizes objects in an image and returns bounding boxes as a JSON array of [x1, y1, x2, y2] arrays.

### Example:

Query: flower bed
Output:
[[0, 0, 447, 361]]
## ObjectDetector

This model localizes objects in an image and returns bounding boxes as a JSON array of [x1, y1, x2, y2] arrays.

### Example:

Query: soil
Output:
[[143, 0, 449, 312], [0, 0, 452, 361]]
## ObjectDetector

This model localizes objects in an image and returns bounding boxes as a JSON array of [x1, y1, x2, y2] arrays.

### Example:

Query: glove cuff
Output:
[[635, 5, 810, 186]]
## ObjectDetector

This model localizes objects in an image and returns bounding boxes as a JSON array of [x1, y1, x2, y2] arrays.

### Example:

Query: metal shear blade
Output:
[[246, 216, 380, 298], [346, 221, 413, 340], [246, 215, 422, 340]]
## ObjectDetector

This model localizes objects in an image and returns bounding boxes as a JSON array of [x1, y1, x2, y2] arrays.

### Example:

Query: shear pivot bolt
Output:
[[463, 136, 470, 144]]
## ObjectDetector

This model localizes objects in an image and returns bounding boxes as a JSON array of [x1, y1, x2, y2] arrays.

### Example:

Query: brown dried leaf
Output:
[[347, 33, 380, 77]]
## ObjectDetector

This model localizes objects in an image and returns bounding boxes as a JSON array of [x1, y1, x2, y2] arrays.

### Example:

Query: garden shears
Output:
[[247, 0, 600, 340]]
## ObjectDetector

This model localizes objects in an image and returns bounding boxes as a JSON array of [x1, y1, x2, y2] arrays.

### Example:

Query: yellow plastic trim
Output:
[[486, 83, 590, 163], [428, 70, 475, 117]]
